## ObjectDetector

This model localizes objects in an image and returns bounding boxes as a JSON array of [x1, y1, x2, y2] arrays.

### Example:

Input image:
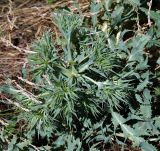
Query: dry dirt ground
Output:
[[0, 0, 60, 84], [0, 0, 89, 83], [0, 1, 142, 150]]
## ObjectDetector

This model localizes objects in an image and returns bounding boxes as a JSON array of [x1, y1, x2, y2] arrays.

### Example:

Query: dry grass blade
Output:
[[0, 119, 8, 126], [5, 97, 30, 112], [13, 81, 42, 104]]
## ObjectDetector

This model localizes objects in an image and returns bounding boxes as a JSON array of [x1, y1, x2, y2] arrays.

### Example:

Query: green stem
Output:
[[67, 31, 72, 62], [82, 75, 99, 86]]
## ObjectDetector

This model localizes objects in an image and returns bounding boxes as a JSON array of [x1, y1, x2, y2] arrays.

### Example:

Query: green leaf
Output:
[[154, 116, 160, 129], [7, 135, 17, 151], [16, 140, 30, 149], [139, 105, 152, 118], [112, 112, 126, 129], [157, 57, 160, 65], [91, 0, 102, 27], [126, 0, 141, 6], [111, 6, 124, 26], [136, 57, 149, 70], [47, 0, 55, 4], [135, 94, 143, 103], [103, 0, 112, 11], [128, 35, 150, 62], [78, 59, 93, 73], [121, 124, 137, 138], [136, 73, 149, 91], [140, 142, 157, 151]]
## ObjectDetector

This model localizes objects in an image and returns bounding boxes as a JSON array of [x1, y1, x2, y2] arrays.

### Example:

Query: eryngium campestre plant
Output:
[[1, 1, 160, 150]]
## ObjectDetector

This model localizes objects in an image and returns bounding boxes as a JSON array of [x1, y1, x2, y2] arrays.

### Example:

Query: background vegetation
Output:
[[0, 0, 160, 150]]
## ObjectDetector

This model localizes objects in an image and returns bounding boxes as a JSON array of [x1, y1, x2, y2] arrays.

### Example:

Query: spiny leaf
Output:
[[112, 112, 126, 129], [140, 142, 157, 151], [126, 0, 141, 6]]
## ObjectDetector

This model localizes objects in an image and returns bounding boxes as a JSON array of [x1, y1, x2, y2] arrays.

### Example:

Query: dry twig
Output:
[[5, 96, 30, 112], [147, 0, 153, 27], [0, 119, 8, 126]]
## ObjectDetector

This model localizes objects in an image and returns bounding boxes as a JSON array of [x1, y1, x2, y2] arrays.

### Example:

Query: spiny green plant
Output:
[[0, 0, 160, 150]]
